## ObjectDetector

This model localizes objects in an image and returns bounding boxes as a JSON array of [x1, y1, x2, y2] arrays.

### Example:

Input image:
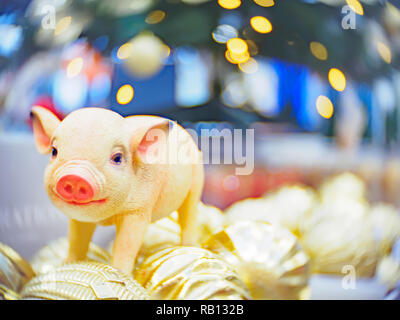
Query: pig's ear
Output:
[[131, 120, 173, 164], [30, 106, 61, 154]]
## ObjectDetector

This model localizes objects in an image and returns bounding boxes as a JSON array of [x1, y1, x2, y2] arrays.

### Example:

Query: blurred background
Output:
[[0, 0, 400, 299]]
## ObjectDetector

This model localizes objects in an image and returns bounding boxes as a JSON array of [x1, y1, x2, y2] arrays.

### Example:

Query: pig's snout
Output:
[[56, 175, 94, 202], [53, 160, 105, 204]]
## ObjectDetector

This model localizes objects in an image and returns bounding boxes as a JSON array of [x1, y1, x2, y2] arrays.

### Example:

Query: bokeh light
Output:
[[250, 16, 273, 34], [376, 41, 392, 64], [238, 58, 258, 74], [116, 84, 134, 105], [309, 41, 328, 61], [54, 16, 72, 36], [145, 10, 166, 24], [66, 57, 84, 78], [253, 0, 275, 7], [328, 68, 346, 92], [218, 0, 241, 10], [345, 0, 364, 16], [316, 95, 334, 119], [117, 43, 133, 60], [227, 38, 248, 54]]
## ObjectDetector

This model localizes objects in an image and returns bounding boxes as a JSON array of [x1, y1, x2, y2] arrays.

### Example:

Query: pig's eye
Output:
[[110, 152, 123, 165], [51, 147, 58, 158]]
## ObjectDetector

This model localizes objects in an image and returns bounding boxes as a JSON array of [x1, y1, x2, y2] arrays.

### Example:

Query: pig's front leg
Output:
[[111, 213, 150, 275], [66, 219, 97, 263]]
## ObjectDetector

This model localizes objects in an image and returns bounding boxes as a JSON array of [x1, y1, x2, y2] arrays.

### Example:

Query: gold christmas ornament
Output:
[[30, 238, 111, 275], [21, 262, 150, 300], [0, 284, 20, 300], [299, 201, 378, 277], [319, 172, 367, 202], [0, 243, 35, 292], [369, 203, 400, 256], [122, 32, 169, 78], [203, 221, 310, 300], [134, 246, 251, 300], [225, 185, 316, 235]]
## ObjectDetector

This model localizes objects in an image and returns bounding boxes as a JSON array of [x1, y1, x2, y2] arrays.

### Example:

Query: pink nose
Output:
[[56, 174, 95, 203]]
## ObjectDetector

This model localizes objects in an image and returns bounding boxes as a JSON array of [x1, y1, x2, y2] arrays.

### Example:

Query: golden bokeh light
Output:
[[117, 43, 133, 60], [328, 68, 346, 92], [227, 38, 248, 54], [54, 16, 72, 36], [250, 16, 273, 34], [346, 0, 364, 16], [225, 50, 250, 64], [116, 84, 134, 105], [218, 0, 241, 10], [377, 41, 392, 64], [145, 10, 166, 24], [238, 58, 258, 74], [309, 41, 328, 61], [66, 57, 84, 78], [316, 95, 334, 119], [253, 0, 274, 7]]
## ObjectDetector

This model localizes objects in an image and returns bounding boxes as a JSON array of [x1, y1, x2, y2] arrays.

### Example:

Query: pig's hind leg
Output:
[[177, 161, 204, 246]]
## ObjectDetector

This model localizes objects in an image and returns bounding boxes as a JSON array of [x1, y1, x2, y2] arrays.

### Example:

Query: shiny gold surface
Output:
[[0, 284, 20, 300], [203, 221, 310, 300], [299, 200, 378, 277], [369, 203, 400, 256], [21, 262, 150, 300], [0, 243, 35, 292], [30, 238, 111, 275], [134, 246, 251, 300]]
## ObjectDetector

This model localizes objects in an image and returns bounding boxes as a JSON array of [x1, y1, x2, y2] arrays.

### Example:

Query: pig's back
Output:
[[125, 115, 202, 221]]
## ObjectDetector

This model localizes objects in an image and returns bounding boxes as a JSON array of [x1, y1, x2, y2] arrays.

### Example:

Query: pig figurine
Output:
[[30, 106, 204, 274]]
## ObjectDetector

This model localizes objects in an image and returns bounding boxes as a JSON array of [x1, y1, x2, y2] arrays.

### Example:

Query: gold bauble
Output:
[[203, 221, 310, 300], [134, 246, 251, 300], [319, 172, 367, 202], [0, 243, 35, 292], [225, 185, 316, 235], [123, 32, 168, 78], [369, 203, 400, 256], [21, 262, 150, 300], [299, 201, 378, 277], [0, 284, 20, 300], [30, 238, 111, 275]]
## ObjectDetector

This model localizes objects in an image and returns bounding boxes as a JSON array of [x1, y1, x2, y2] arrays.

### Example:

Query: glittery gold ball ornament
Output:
[[30, 238, 111, 275], [123, 32, 169, 78], [299, 201, 378, 277], [0, 284, 20, 300], [0, 243, 35, 292], [21, 262, 150, 300], [203, 221, 310, 300], [225, 185, 316, 235], [134, 246, 251, 300], [319, 172, 367, 202], [369, 203, 400, 256]]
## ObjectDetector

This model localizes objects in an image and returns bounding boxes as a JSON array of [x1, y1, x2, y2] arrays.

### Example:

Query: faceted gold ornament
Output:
[[299, 201, 377, 277], [30, 238, 111, 275], [134, 246, 251, 300], [225, 185, 316, 236], [203, 221, 310, 300], [0, 284, 21, 300], [21, 262, 150, 300], [0, 243, 35, 292]]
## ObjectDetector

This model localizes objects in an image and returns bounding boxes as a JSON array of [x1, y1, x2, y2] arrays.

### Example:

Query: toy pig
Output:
[[30, 106, 204, 274]]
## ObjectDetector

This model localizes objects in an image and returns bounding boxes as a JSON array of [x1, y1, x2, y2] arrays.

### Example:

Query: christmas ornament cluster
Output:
[[1, 172, 399, 300]]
